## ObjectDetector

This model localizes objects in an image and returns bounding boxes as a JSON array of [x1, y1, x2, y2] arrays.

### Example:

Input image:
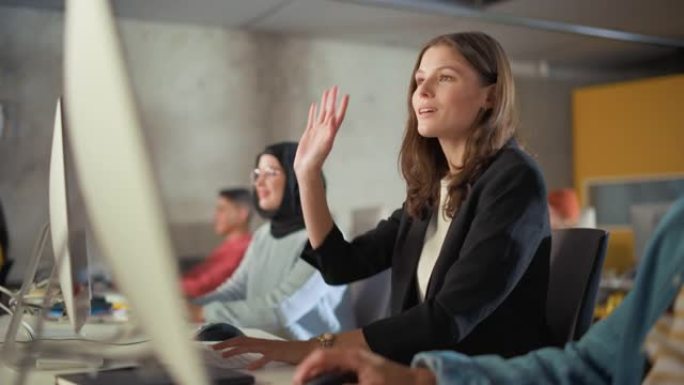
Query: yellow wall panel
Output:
[[573, 74, 684, 271]]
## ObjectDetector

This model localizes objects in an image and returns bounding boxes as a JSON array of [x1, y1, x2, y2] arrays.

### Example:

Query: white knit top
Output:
[[416, 179, 453, 301]]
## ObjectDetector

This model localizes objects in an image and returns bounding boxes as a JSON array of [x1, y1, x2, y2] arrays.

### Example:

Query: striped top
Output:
[[644, 285, 684, 384]]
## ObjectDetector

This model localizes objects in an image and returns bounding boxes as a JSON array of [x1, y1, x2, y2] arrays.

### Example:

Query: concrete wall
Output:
[[516, 78, 579, 190], [0, 6, 577, 281], [0, 8, 64, 280], [265, 36, 415, 232], [0, 7, 270, 278]]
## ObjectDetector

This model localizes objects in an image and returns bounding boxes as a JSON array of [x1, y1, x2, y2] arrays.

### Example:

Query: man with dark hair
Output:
[[181, 188, 252, 299]]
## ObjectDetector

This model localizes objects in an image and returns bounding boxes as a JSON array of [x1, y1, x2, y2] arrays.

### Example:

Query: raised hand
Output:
[[294, 86, 349, 176]]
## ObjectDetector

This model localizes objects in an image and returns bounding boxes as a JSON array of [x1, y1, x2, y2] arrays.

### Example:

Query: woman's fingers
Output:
[[296, 86, 348, 170], [216, 345, 270, 370], [293, 350, 331, 384], [327, 86, 338, 121], [293, 349, 360, 385], [318, 89, 329, 124], [211, 337, 241, 350], [220, 345, 263, 359], [306, 102, 316, 132], [335, 94, 350, 128], [246, 356, 272, 371], [212, 336, 266, 350], [310, 86, 348, 130]]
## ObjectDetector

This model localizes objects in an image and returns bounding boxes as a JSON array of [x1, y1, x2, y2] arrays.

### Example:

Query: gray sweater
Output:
[[195, 223, 354, 340]]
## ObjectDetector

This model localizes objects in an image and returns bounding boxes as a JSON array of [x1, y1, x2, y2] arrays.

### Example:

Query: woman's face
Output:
[[412, 44, 493, 141], [253, 154, 286, 212]]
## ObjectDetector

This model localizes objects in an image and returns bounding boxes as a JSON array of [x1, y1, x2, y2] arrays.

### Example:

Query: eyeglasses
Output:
[[251, 167, 281, 182]]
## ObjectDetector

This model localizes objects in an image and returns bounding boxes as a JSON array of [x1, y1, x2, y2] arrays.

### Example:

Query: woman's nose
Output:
[[417, 80, 434, 97]]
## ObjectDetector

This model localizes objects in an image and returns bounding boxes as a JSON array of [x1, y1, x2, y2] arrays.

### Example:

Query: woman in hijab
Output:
[[190, 142, 354, 342]]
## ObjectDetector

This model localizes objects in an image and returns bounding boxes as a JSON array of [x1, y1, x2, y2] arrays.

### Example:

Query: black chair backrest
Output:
[[0, 259, 13, 287], [547, 228, 609, 346], [349, 269, 391, 328]]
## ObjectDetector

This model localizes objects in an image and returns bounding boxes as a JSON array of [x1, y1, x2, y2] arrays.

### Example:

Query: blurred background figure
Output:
[[181, 188, 252, 299], [190, 142, 353, 340], [548, 188, 580, 229]]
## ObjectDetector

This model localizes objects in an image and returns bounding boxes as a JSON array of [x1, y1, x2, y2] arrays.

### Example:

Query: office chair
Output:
[[349, 269, 391, 328], [0, 260, 11, 287], [546, 228, 609, 346], [0, 260, 13, 309]]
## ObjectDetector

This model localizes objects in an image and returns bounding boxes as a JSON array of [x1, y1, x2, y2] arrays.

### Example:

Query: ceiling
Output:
[[2, 0, 683, 74]]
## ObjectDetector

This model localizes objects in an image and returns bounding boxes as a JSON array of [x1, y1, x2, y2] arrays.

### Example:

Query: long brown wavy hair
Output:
[[400, 32, 518, 219]]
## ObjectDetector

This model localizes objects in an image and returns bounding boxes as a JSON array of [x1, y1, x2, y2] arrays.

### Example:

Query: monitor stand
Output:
[[0, 224, 107, 371]]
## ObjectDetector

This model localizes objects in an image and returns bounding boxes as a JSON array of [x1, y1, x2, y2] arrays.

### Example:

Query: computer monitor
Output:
[[630, 202, 673, 263], [63, 1, 209, 385], [48, 98, 92, 333]]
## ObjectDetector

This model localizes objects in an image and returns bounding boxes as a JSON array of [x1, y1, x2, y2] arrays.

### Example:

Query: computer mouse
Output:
[[304, 371, 358, 385], [195, 322, 244, 342]]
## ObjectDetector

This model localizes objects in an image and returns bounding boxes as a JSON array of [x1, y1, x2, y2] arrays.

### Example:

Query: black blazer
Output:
[[302, 140, 551, 364]]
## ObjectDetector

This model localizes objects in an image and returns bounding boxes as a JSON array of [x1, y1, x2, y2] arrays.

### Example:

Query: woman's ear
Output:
[[483, 84, 496, 109]]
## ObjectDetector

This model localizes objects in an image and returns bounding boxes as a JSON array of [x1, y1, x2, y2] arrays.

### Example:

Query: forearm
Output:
[[204, 263, 329, 332], [334, 329, 370, 350], [196, 258, 242, 296], [413, 367, 437, 385], [182, 266, 224, 298], [202, 299, 280, 330], [182, 277, 202, 298], [296, 168, 334, 248], [412, 346, 609, 385], [410, 305, 628, 385], [362, 300, 454, 364]]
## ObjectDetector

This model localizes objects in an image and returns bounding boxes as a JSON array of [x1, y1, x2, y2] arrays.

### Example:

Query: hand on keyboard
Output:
[[199, 342, 262, 369]]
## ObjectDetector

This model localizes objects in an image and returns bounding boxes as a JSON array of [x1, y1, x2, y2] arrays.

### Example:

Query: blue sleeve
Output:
[[411, 294, 633, 385], [412, 199, 684, 385]]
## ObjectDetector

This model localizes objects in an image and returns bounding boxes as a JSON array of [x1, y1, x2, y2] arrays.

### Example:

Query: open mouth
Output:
[[257, 190, 270, 200], [418, 107, 437, 116]]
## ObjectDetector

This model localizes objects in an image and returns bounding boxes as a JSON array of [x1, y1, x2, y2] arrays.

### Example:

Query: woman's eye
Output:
[[415, 78, 424, 85], [439, 75, 454, 81]]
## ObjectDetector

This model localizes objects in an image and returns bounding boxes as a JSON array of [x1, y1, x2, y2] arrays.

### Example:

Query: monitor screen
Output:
[[63, 1, 209, 384], [48, 98, 92, 333], [630, 202, 673, 263]]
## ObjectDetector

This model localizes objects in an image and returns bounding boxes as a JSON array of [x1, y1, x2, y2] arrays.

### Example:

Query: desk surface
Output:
[[0, 326, 295, 385], [0, 362, 295, 385]]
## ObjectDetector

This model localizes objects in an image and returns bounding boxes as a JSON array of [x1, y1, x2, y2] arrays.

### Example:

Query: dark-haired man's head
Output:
[[214, 188, 252, 237]]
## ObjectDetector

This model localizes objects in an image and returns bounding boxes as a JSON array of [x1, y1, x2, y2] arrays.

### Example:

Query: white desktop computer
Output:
[[0, 99, 95, 344], [0, 98, 129, 360], [4, 2, 254, 384], [630, 202, 673, 263], [48, 98, 92, 334], [62, 1, 225, 384]]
